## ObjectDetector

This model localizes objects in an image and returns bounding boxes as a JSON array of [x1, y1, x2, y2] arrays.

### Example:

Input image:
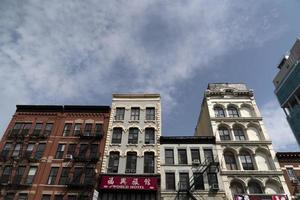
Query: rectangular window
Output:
[[54, 195, 63, 200], [12, 143, 22, 157], [126, 152, 137, 173], [287, 168, 297, 180], [26, 166, 37, 184], [78, 144, 88, 159], [191, 149, 200, 163], [55, 144, 65, 159], [204, 149, 214, 162], [145, 128, 155, 144], [1, 143, 12, 158], [73, 168, 82, 183], [25, 143, 35, 158], [84, 123, 92, 135], [115, 107, 125, 120], [179, 173, 189, 190], [112, 128, 122, 144], [41, 195, 51, 200], [207, 173, 218, 187], [18, 193, 28, 200], [108, 152, 119, 173], [144, 152, 155, 173], [43, 123, 53, 136], [5, 193, 15, 200], [130, 107, 140, 120], [34, 143, 45, 160], [67, 144, 76, 156], [178, 149, 187, 164], [84, 168, 94, 184], [193, 173, 204, 190], [128, 128, 138, 144], [90, 144, 98, 158], [74, 123, 82, 136], [95, 124, 103, 136], [63, 123, 72, 136], [1, 166, 12, 184], [146, 107, 155, 120], [14, 166, 25, 184], [21, 123, 32, 136], [32, 123, 43, 136], [47, 167, 59, 185], [12, 123, 22, 135], [165, 173, 175, 190], [59, 167, 70, 185], [165, 149, 174, 165]]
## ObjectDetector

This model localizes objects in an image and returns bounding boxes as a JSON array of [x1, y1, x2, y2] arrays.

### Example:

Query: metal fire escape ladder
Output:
[[175, 156, 219, 200]]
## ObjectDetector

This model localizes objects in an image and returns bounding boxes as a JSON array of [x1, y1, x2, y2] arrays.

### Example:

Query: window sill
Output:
[[128, 120, 140, 123], [143, 144, 155, 147], [110, 144, 121, 147], [113, 120, 124, 123], [144, 120, 156, 123], [126, 144, 138, 147]]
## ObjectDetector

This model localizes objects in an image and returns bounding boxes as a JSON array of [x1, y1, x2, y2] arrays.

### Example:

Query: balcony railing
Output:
[[73, 153, 100, 162], [79, 132, 103, 140], [29, 131, 50, 139], [66, 178, 95, 188]]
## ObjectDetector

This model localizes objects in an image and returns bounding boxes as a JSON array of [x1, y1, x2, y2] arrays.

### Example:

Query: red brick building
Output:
[[0, 105, 110, 200], [276, 152, 300, 199]]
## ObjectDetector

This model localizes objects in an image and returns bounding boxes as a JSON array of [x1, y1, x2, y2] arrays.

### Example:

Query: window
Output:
[[90, 144, 98, 158], [63, 123, 72, 136], [130, 107, 140, 120], [126, 152, 137, 173], [214, 106, 225, 117], [1, 166, 12, 184], [191, 149, 200, 163], [165, 149, 174, 165], [287, 168, 297, 180], [178, 149, 187, 164], [218, 126, 231, 141], [25, 143, 35, 158], [5, 193, 15, 200], [74, 123, 82, 136], [14, 166, 25, 184], [128, 128, 138, 144], [1, 143, 12, 158], [18, 193, 28, 200], [84, 168, 95, 184], [115, 107, 125, 120], [67, 144, 76, 156], [224, 152, 237, 170], [41, 195, 51, 200], [248, 181, 263, 194], [12, 143, 21, 157], [78, 144, 88, 159], [21, 123, 32, 135], [108, 152, 119, 173], [68, 195, 77, 200], [47, 167, 59, 185], [73, 167, 82, 183], [179, 173, 189, 190], [84, 123, 92, 135], [26, 166, 37, 184], [165, 173, 175, 190], [240, 151, 254, 170], [95, 124, 103, 136], [231, 181, 245, 196], [228, 106, 239, 117], [59, 167, 70, 185], [35, 143, 45, 160], [44, 123, 53, 136], [144, 152, 154, 173], [207, 173, 218, 187], [112, 128, 122, 144], [194, 173, 204, 190], [12, 123, 22, 135], [55, 144, 65, 159], [32, 123, 42, 136], [145, 128, 155, 144], [204, 149, 214, 162], [146, 107, 155, 120], [233, 126, 246, 141], [54, 195, 63, 200]]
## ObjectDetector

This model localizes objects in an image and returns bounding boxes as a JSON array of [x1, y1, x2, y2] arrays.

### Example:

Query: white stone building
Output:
[[160, 136, 226, 200], [195, 83, 290, 200], [99, 94, 161, 200]]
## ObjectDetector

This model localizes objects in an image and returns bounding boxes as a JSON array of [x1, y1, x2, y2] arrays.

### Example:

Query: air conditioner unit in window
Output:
[[125, 169, 131, 173], [64, 154, 73, 160], [210, 183, 219, 191], [131, 169, 136, 173], [192, 159, 200, 165]]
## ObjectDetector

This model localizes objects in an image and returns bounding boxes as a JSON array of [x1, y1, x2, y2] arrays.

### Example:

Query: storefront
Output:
[[98, 175, 160, 200], [234, 194, 288, 200]]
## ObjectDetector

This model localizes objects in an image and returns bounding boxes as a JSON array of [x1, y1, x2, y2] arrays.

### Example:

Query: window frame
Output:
[[178, 149, 188, 165], [165, 173, 176, 190], [130, 107, 140, 120], [47, 167, 59, 185], [125, 152, 137, 173], [115, 107, 125, 120], [145, 107, 155, 120], [111, 128, 122, 144], [128, 128, 139, 144], [165, 149, 174, 165]]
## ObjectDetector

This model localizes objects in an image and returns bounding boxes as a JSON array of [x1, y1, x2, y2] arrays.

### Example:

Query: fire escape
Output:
[[175, 156, 220, 200], [0, 124, 49, 194], [63, 125, 103, 199]]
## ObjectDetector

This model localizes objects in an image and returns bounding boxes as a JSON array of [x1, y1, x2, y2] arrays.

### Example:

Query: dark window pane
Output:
[[144, 152, 154, 173], [240, 152, 254, 170], [90, 144, 98, 158], [191, 149, 200, 163], [165, 149, 174, 165], [32, 123, 43, 136], [207, 173, 218, 187], [178, 149, 187, 164], [204, 149, 214, 162], [74, 123, 82, 136], [35, 143, 45, 160], [95, 124, 103, 136], [146, 107, 155, 120], [219, 127, 231, 141], [44, 123, 53, 136], [21, 123, 32, 136], [179, 173, 189, 190], [128, 128, 138, 144], [194, 173, 204, 190], [12, 143, 22, 157], [59, 167, 70, 185], [214, 106, 225, 117], [224, 152, 237, 170], [47, 167, 59, 185], [165, 173, 175, 190], [228, 106, 239, 117], [55, 144, 65, 159], [84, 123, 92, 135], [14, 166, 25, 184], [63, 123, 72, 136], [54, 195, 63, 200], [130, 107, 140, 120], [42, 194, 51, 200], [26, 167, 37, 184], [233, 126, 246, 141], [145, 128, 155, 144], [126, 152, 137, 173], [1, 166, 12, 184], [108, 152, 119, 173], [18, 193, 28, 200], [112, 128, 122, 144], [67, 144, 76, 156], [115, 107, 125, 120]]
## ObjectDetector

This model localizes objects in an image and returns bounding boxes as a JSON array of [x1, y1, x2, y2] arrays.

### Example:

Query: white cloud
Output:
[[261, 101, 300, 151], [0, 0, 285, 134]]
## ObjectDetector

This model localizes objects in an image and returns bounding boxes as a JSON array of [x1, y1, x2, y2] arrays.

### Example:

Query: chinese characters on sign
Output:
[[100, 176, 157, 190]]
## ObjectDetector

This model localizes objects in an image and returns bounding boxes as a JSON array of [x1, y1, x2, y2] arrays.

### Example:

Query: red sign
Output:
[[100, 176, 158, 190], [234, 195, 288, 200]]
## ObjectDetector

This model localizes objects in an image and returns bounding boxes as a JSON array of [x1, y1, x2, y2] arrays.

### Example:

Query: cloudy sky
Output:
[[0, 0, 299, 151]]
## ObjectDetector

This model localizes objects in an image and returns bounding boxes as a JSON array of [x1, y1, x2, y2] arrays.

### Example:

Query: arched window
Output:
[[228, 106, 239, 117], [214, 106, 225, 117], [108, 152, 119, 173], [218, 126, 231, 141], [233, 125, 246, 141], [126, 152, 137, 173], [112, 128, 122, 144], [128, 128, 139, 144], [248, 181, 263, 194], [231, 181, 245, 196], [144, 152, 155, 173], [240, 151, 254, 170], [145, 128, 155, 144], [224, 152, 237, 170]]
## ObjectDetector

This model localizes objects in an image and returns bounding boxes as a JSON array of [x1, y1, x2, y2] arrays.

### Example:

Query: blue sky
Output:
[[0, 0, 300, 151]]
